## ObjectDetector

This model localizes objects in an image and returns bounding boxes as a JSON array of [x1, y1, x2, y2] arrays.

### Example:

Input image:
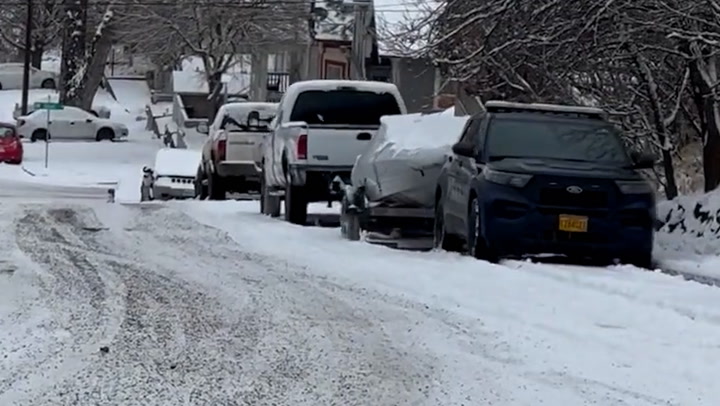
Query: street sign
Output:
[[33, 102, 63, 110]]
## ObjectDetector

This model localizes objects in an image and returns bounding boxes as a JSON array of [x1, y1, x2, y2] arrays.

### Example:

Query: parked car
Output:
[[13, 101, 111, 120], [16, 106, 128, 142], [0, 123, 22, 164], [433, 101, 656, 268], [260, 80, 407, 224], [195, 102, 277, 199], [0, 63, 57, 90], [151, 148, 202, 200]]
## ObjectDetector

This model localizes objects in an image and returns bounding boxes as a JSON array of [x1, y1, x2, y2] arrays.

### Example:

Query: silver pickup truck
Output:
[[196, 102, 277, 199], [260, 80, 407, 224]]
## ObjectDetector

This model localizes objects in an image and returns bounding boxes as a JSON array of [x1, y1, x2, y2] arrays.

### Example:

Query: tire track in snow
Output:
[[5, 204, 444, 405], [1, 207, 126, 404], [103, 206, 442, 405]]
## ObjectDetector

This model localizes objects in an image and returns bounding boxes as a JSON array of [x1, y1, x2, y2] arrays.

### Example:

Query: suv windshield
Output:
[[290, 89, 401, 126], [486, 116, 631, 165]]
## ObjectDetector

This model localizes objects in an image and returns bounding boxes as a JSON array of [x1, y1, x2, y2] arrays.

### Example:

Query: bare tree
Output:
[[416, 0, 720, 198], [120, 0, 309, 121], [0, 0, 63, 68]]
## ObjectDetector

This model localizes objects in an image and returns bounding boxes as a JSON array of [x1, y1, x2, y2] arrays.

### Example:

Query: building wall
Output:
[[390, 57, 437, 113], [307, 42, 353, 80]]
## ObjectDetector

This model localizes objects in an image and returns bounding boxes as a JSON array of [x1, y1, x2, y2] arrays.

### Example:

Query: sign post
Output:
[[33, 97, 63, 168]]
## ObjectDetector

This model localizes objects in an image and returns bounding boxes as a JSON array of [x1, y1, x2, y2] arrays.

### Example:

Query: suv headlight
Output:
[[616, 180, 653, 194], [482, 168, 533, 188]]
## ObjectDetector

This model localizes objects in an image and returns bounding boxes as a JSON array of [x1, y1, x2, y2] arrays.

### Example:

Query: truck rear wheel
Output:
[[340, 195, 361, 241], [260, 173, 281, 217], [208, 170, 226, 200], [284, 175, 307, 225]]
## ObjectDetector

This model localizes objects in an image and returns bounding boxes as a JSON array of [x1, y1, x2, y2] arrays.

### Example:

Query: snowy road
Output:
[[1, 202, 448, 405], [1, 199, 719, 405]]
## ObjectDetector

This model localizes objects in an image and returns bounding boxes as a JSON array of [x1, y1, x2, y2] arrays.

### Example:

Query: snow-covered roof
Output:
[[380, 111, 469, 153], [172, 56, 251, 95], [311, 0, 356, 42], [154, 148, 201, 177]]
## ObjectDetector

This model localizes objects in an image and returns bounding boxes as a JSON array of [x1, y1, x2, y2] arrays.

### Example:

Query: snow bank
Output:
[[153, 148, 201, 177], [182, 200, 720, 405], [654, 190, 720, 279], [656, 190, 720, 247]]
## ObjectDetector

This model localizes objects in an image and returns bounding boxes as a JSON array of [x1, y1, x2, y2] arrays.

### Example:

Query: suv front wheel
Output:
[[466, 196, 498, 262], [433, 199, 462, 252]]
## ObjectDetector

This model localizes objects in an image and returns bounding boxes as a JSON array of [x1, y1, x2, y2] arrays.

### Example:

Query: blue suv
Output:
[[434, 101, 656, 268]]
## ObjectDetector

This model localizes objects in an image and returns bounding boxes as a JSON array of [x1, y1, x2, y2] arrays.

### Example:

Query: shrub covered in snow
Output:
[[656, 191, 720, 255]]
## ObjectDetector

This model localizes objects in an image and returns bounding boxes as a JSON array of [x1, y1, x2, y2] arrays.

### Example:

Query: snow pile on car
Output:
[[375, 110, 469, 165], [153, 148, 201, 177]]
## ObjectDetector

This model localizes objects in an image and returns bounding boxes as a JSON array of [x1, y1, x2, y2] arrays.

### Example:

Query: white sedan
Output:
[[16, 106, 129, 142], [0, 63, 57, 90]]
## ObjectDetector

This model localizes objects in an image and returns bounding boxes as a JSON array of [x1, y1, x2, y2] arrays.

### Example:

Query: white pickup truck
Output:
[[196, 102, 277, 199], [260, 80, 407, 224]]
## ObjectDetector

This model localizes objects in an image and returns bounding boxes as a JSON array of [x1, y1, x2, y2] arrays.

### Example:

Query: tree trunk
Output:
[[206, 70, 224, 123], [634, 51, 678, 199], [688, 56, 720, 192], [80, 14, 114, 110], [31, 45, 43, 69], [60, 0, 88, 107]]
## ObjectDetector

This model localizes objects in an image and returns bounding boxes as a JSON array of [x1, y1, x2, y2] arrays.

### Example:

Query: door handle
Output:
[[69, 122, 75, 125], [356, 132, 371, 141]]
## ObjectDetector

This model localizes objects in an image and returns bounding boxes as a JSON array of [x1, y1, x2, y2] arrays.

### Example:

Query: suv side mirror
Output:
[[631, 151, 656, 169], [452, 142, 476, 158], [197, 122, 209, 134]]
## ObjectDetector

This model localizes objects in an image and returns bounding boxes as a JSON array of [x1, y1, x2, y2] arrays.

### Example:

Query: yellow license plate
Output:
[[558, 215, 588, 232]]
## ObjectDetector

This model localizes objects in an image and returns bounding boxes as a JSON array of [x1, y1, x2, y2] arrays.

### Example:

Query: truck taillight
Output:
[[297, 133, 307, 160], [217, 139, 226, 161]]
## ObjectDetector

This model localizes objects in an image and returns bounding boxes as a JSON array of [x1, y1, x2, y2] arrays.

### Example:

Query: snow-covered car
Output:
[[16, 106, 128, 142], [0, 63, 57, 90], [152, 148, 202, 200], [13, 101, 111, 120]]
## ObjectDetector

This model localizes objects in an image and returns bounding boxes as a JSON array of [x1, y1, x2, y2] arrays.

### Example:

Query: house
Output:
[[366, 0, 448, 113], [306, 0, 376, 80], [171, 57, 251, 128], [304, 0, 446, 112]]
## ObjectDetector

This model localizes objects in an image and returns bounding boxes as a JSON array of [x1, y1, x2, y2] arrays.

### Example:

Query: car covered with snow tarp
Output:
[[350, 109, 469, 208], [340, 108, 469, 242]]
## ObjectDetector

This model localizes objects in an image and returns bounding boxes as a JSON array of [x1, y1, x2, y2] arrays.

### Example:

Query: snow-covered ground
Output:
[[654, 190, 720, 282], [1, 197, 719, 404], [1, 80, 719, 404]]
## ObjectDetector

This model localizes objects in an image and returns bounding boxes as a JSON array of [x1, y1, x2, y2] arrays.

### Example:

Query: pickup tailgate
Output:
[[306, 126, 376, 167], [225, 130, 266, 164]]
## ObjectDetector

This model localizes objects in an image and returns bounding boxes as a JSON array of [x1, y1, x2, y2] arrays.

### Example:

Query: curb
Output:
[[659, 267, 720, 288]]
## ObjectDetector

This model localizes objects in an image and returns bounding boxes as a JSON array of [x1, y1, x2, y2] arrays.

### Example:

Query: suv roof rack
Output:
[[484, 101, 605, 119]]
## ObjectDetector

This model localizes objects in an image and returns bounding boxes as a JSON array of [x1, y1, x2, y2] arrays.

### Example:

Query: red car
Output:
[[0, 122, 22, 164]]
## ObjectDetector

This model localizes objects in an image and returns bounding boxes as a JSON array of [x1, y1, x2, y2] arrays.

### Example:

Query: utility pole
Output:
[[21, 0, 34, 115], [350, 0, 371, 80]]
